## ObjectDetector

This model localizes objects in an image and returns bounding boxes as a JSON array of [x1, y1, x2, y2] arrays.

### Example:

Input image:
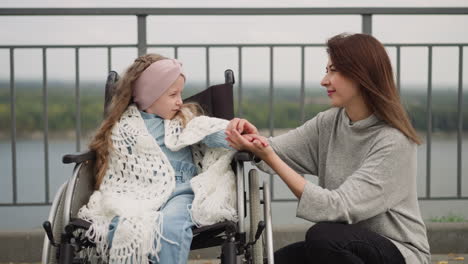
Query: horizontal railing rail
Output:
[[1, 7, 468, 15]]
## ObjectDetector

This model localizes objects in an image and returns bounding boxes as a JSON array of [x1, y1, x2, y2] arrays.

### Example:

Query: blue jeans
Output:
[[108, 180, 195, 264]]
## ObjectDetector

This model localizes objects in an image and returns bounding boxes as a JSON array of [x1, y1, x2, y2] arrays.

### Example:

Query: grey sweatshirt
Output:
[[259, 107, 430, 264]]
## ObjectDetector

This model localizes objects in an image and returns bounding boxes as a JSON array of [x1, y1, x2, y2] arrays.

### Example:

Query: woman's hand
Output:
[[225, 130, 274, 161], [226, 118, 259, 135]]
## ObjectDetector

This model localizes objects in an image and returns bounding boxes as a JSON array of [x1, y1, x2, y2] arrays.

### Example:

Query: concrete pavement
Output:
[[0, 222, 467, 263]]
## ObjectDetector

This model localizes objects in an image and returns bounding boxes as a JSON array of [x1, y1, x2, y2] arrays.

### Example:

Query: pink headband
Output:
[[132, 59, 185, 110]]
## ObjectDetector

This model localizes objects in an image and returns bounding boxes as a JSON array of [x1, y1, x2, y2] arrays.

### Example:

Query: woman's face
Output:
[[146, 75, 184, 119], [320, 59, 362, 108]]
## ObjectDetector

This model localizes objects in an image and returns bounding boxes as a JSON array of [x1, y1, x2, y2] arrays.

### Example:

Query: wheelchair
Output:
[[41, 69, 274, 264]]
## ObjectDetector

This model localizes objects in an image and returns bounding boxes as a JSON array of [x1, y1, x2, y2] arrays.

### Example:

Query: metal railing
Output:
[[0, 8, 467, 206]]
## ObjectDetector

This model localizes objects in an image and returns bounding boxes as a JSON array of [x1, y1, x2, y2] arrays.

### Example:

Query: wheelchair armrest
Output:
[[66, 218, 92, 232], [62, 150, 96, 164], [233, 151, 255, 162], [192, 220, 237, 235]]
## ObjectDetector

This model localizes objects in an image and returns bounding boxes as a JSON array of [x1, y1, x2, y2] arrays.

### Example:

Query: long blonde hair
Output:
[[327, 33, 422, 145], [90, 53, 201, 189]]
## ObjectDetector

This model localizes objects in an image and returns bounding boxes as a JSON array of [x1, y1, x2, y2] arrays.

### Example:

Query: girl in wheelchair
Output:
[[77, 53, 237, 264]]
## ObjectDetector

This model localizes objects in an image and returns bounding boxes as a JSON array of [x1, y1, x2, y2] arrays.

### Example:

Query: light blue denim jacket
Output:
[[139, 110, 230, 182]]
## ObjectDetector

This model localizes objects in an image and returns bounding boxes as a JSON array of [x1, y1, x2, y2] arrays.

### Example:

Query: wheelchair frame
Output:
[[41, 69, 274, 264]]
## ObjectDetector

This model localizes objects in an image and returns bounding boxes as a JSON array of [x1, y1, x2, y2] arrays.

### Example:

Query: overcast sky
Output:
[[1, 0, 468, 8], [1, 0, 468, 89]]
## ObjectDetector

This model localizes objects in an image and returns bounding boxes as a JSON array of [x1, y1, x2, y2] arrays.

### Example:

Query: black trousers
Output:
[[274, 222, 405, 264]]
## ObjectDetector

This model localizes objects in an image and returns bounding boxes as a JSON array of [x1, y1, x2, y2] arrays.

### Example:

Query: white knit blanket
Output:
[[77, 105, 237, 263]]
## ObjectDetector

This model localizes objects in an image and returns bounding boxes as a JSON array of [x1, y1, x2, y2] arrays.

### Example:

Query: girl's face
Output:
[[320, 59, 362, 108], [146, 75, 184, 119]]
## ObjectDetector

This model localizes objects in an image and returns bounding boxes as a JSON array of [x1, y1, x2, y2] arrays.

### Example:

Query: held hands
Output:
[[225, 130, 274, 161], [226, 130, 274, 160], [225, 117, 260, 151], [226, 118, 305, 199], [226, 118, 259, 135], [225, 118, 274, 160]]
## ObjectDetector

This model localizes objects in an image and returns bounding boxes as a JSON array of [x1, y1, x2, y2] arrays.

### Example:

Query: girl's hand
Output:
[[226, 118, 259, 135], [226, 130, 274, 161], [243, 134, 269, 147]]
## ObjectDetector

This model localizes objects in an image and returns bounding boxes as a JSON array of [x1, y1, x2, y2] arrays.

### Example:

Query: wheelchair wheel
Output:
[[248, 169, 263, 264], [262, 181, 274, 264], [42, 181, 68, 264]]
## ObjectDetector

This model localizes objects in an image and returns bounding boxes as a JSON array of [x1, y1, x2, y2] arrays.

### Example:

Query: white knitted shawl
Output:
[[77, 105, 237, 264]]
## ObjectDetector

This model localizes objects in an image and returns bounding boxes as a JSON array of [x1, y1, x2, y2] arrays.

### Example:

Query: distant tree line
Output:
[[0, 87, 467, 138], [240, 98, 468, 132]]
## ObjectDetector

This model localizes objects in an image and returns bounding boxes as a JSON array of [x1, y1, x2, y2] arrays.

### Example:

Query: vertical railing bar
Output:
[[42, 48, 50, 202], [75, 48, 81, 152], [300, 46, 305, 123], [426, 46, 432, 198], [174, 46, 178, 59], [457, 45, 463, 197], [107, 47, 112, 73], [362, 14, 373, 35], [238, 46, 243, 117], [396, 45, 401, 94], [269, 46, 274, 137], [206, 46, 210, 87], [270, 174, 275, 200], [10, 48, 17, 204], [137, 15, 147, 57]]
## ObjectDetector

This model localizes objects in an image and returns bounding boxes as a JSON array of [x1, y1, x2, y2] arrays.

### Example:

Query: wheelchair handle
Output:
[[254, 221, 266, 241], [224, 69, 235, 85], [234, 151, 254, 162], [43, 221, 58, 247], [62, 150, 96, 164]]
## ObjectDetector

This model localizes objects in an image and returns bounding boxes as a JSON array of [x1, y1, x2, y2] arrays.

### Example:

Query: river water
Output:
[[0, 135, 467, 230]]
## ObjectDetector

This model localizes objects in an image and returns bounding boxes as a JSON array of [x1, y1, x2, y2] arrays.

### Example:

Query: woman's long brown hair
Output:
[[327, 33, 422, 145], [90, 53, 168, 189]]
